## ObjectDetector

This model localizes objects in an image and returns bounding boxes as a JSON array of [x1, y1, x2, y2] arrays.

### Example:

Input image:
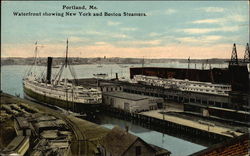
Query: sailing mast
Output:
[[25, 41, 39, 78], [65, 39, 69, 67]]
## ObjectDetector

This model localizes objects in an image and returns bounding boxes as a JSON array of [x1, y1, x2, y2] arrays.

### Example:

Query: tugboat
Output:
[[23, 40, 102, 112]]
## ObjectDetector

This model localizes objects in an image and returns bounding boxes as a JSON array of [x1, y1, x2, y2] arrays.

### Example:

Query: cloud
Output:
[[200, 7, 224, 13], [191, 15, 247, 25], [149, 32, 161, 37], [62, 29, 130, 40], [62, 30, 104, 36], [133, 40, 162, 46], [192, 19, 221, 24], [180, 26, 239, 34], [110, 34, 128, 39], [85, 31, 104, 35], [107, 21, 121, 26], [120, 27, 137, 31], [176, 35, 223, 44], [95, 42, 108, 45], [148, 8, 176, 16], [68, 37, 89, 43], [115, 40, 162, 47], [164, 9, 176, 15], [228, 15, 247, 22]]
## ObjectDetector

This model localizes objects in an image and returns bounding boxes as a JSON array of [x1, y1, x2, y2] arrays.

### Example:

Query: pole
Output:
[[65, 39, 69, 67]]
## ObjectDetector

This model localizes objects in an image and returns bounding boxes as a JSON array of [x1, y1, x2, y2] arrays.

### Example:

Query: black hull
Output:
[[23, 86, 100, 113]]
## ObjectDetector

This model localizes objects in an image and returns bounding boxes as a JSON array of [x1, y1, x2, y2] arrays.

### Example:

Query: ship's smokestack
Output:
[[116, 73, 118, 80], [47, 57, 53, 84]]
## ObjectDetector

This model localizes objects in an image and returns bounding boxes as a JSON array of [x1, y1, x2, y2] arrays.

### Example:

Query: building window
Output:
[[135, 146, 141, 156]]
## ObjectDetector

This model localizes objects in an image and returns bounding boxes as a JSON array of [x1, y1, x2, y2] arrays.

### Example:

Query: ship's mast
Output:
[[65, 39, 69, 67], [25, 41, 39, 78], [53, 39, 78, 86], [34, 42, 38, 67]]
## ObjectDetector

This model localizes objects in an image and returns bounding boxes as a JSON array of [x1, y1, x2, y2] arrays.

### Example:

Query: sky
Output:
[[1, 1, 249, 59]]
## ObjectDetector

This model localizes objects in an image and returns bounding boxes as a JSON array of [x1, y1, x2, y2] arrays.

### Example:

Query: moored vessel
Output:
[[23, 40, 102, 112]]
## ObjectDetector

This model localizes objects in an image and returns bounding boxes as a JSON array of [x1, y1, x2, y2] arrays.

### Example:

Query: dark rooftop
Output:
[[101, 126, 141, 156], [101, 126, 170, 156], [189, 133, 249, 156], [15, 117, 29, 129]]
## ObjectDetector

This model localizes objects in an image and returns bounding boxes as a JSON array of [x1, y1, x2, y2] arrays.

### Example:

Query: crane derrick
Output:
[[243, 43, 249, 63], [230, 43, 238, 65]]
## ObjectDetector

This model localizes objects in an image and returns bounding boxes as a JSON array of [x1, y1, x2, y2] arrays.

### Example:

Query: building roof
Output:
[[189, 133, 249, 156], [15, 117, 29, 129], [150, 144, 171, 156], [103, 92, 162, 101], [101, 126, 156, 156]]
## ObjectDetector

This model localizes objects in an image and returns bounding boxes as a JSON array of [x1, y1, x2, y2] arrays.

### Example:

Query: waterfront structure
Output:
[[102, 92, 163, 113], [23, 40, 102, 111], [100, 126, 171, 156], [183, 103, 250, 123], [133, 75, 231, 96]]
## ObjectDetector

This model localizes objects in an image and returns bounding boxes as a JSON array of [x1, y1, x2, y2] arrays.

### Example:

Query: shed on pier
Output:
[[102, 92, 163, 113]]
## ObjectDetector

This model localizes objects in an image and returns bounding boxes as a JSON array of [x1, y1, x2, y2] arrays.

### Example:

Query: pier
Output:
[[100, 106, 244, 146]]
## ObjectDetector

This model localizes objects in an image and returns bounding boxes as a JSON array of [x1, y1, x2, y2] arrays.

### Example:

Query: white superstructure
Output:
[[133, 75, 231, 96], [23, 78, 102, 104]]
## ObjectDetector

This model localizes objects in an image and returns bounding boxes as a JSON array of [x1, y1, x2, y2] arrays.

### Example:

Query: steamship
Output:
[[133, 75, 231, 96], [23, 40, 102, 111]]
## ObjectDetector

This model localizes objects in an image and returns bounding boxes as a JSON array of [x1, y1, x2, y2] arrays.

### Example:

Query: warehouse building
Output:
[[102, 92, 163, 113]]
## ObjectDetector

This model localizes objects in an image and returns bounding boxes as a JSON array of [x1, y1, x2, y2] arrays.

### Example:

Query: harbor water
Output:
[[1, 63, 227, 156]]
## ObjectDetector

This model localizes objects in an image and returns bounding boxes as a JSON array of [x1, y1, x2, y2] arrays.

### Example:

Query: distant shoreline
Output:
[[1, 57, 229, 66]]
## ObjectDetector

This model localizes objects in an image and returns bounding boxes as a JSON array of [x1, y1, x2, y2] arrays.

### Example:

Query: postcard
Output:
[[1, 1, 249, 156]]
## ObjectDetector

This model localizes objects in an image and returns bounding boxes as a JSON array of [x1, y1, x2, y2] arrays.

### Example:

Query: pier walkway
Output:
[[140, 110, 243, 138]]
